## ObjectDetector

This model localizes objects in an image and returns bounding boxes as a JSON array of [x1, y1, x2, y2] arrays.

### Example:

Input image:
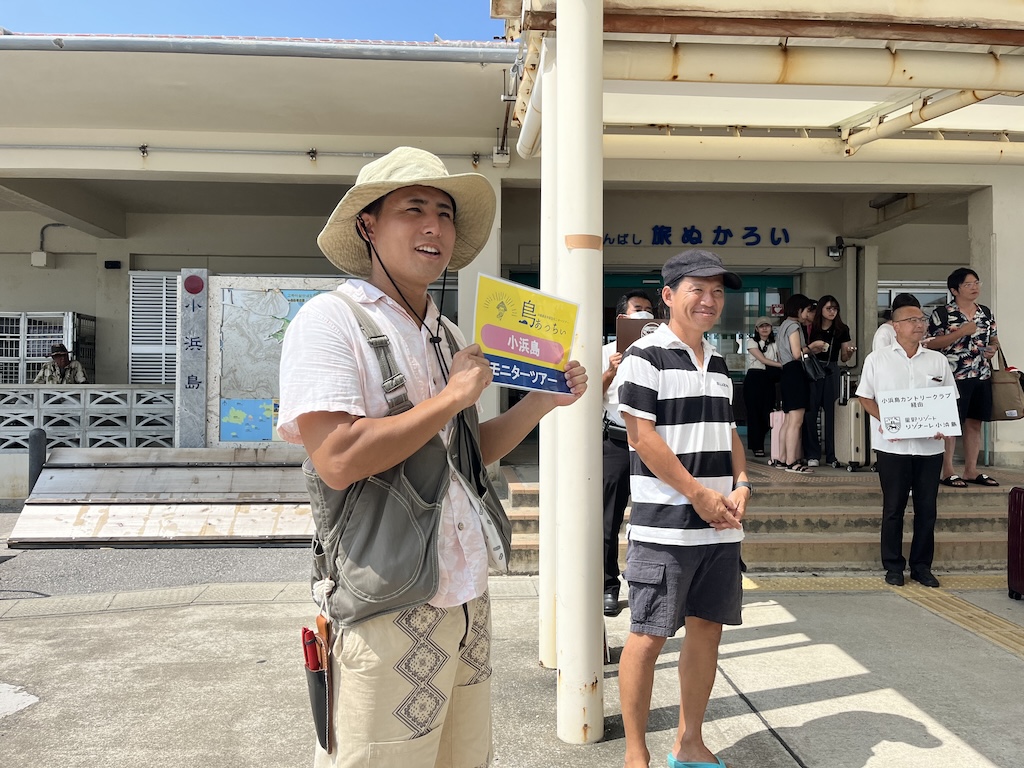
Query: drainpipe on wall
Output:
[[845, 90, 1008, 155]]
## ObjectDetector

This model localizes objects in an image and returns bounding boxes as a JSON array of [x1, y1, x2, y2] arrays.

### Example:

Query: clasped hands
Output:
[[691, 485, 747, 530]]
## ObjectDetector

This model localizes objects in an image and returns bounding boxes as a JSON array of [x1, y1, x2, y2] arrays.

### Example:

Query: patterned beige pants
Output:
[[314, 593, 492, 768]]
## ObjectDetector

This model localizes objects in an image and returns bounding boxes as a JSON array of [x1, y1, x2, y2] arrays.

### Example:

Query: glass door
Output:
[[877, 281, 951, 327], [707, 276, 794, 378]]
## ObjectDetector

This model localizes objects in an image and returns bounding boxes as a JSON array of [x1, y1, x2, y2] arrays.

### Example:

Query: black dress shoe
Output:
[[603, 592, 619, 616], [884, 570, 905, 586], [911, 569, 940, 588]]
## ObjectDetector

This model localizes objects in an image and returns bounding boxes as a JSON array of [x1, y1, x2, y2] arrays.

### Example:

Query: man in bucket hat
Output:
[[33, 342, 87, 384], [277, 147, 587, 767], [616, 249, 749, 768]]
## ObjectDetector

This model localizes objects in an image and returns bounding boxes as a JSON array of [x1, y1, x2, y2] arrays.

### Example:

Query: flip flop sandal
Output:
[[785, 462, 814, 473], [939, 474, 968, 488], [967, 474, 1000, 486], [668, 754, 727, 768]]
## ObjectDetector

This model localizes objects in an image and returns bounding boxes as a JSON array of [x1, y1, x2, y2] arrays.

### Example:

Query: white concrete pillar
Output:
[[538, 38, 559, 670], [94, 240, 131, 384], [459, 173, 502, 422], [858, 245, 880, 357], [844, 248, 857, 365], [969, 181, 1024, 463], [554, 0, 605, 744]]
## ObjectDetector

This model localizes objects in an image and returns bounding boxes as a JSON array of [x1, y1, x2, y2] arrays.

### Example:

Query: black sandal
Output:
[[785, 462, 814, 474], [966, 474, 1000, 487]]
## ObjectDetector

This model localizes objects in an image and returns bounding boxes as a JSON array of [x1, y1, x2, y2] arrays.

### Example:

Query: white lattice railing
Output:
[[0, 386, 175, 450]]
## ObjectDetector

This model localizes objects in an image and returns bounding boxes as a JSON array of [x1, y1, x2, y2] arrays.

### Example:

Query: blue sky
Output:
[[1, 1, 507, 42]]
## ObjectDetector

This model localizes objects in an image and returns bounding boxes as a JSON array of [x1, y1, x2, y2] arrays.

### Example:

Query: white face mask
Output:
[[628, 310, 654, 320]]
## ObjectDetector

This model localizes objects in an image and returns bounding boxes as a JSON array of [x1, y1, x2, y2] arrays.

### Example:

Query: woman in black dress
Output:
[[803, 294, 857, 467]]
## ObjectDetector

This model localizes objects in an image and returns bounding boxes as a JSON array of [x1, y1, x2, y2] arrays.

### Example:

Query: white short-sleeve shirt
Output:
[[871, 322, 897, 352], [602, 339, 627, 427], [278, 280, 489, 608], [856, 342, 957, 456]]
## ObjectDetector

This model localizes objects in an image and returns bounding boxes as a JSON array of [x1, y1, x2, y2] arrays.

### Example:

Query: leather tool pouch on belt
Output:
[[305, 292, 511, 629]]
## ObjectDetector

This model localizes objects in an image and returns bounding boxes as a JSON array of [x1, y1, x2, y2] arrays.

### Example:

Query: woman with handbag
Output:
[[775, 294, 827, 473], [743, 316, 782, 457], [803, 295, 857, 467]]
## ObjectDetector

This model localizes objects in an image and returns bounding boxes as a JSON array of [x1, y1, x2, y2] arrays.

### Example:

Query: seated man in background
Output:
[[34, 343, 87, 384]]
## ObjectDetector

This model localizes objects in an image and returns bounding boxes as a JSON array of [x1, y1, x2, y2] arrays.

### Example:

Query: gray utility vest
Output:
[[305, 292, 512, 628]]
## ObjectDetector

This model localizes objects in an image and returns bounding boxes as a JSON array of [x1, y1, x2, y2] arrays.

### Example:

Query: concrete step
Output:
[[506, 505, 1007, 536], [506, 530, 1008, 574], [503, 481, 1011, 511], [738, 506, 1006, 534], [740, 531, 1007, 571]]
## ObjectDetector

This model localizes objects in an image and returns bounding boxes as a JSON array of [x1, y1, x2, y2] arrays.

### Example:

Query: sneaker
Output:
[[807, 459, 820, 467]]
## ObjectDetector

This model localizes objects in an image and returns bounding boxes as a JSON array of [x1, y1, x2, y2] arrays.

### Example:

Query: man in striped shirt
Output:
[[617, 249, 750, 768]]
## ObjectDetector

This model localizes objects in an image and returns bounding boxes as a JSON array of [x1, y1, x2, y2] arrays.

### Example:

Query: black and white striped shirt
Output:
[[617, 324, 743, 546]]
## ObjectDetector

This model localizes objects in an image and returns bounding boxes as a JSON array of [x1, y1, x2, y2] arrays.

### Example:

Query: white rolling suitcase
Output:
[[835, 397, 870, 472], [838, 369, 854, 405]]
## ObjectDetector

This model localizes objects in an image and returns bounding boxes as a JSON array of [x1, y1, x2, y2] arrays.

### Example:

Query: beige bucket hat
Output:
[[317, 146, 497, 278]]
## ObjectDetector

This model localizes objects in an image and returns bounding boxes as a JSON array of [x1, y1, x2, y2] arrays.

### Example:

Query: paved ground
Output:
[[1, 571, 1023, 768], [2, 448, 1023, 767]]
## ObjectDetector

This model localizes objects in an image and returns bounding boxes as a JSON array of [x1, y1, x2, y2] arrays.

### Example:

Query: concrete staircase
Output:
[[500, 465, 1014, 574]]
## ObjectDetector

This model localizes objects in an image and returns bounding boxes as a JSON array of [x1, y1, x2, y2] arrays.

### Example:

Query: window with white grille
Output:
[[0, 312, 92, 383], [129, 272, 179, 384]]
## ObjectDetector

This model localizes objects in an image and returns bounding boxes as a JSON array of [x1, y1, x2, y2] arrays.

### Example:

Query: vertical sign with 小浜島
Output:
[[176, 268, 209, 448], [474, 274, 579, 394]]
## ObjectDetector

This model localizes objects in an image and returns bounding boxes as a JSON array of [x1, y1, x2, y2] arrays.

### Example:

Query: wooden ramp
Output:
[[9, 446, 314, 546]]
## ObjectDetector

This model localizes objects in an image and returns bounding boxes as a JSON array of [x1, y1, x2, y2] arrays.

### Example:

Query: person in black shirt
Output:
[[803, 295, 856, 467]]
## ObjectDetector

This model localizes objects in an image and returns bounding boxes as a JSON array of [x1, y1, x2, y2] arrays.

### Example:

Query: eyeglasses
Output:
[[960, 281, 982, 288], [893, 316, 929, 325]]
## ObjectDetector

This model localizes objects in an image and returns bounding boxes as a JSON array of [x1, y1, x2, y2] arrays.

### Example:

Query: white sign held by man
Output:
[[876, 386, 962, 439]]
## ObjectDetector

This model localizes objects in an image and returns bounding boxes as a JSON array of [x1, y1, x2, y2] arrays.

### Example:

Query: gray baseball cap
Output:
[[662, 248, 742, 290]]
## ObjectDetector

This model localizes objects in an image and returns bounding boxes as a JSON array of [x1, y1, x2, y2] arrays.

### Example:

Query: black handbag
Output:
[[801, 352, 826, 382]]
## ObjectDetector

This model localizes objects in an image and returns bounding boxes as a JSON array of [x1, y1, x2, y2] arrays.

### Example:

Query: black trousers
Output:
[[743, 367, 780, 451], [803, 363, 840, 462], [874, 451, 943, 574], [602, 434, 631, 593]]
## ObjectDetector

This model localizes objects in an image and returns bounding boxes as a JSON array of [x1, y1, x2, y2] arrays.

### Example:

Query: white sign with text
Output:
[[876, 386, 962, 439]]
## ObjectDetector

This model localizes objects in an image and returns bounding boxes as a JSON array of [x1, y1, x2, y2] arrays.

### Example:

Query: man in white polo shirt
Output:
[[857, 302, 956, 588], [617, 249, 750, 768]]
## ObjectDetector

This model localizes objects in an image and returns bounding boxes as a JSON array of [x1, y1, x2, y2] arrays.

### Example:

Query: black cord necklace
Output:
[[365, 238, 452, 385]]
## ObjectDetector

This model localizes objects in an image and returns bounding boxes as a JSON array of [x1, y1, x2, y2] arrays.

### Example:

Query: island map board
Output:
[[217, 284, 332, 442]]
